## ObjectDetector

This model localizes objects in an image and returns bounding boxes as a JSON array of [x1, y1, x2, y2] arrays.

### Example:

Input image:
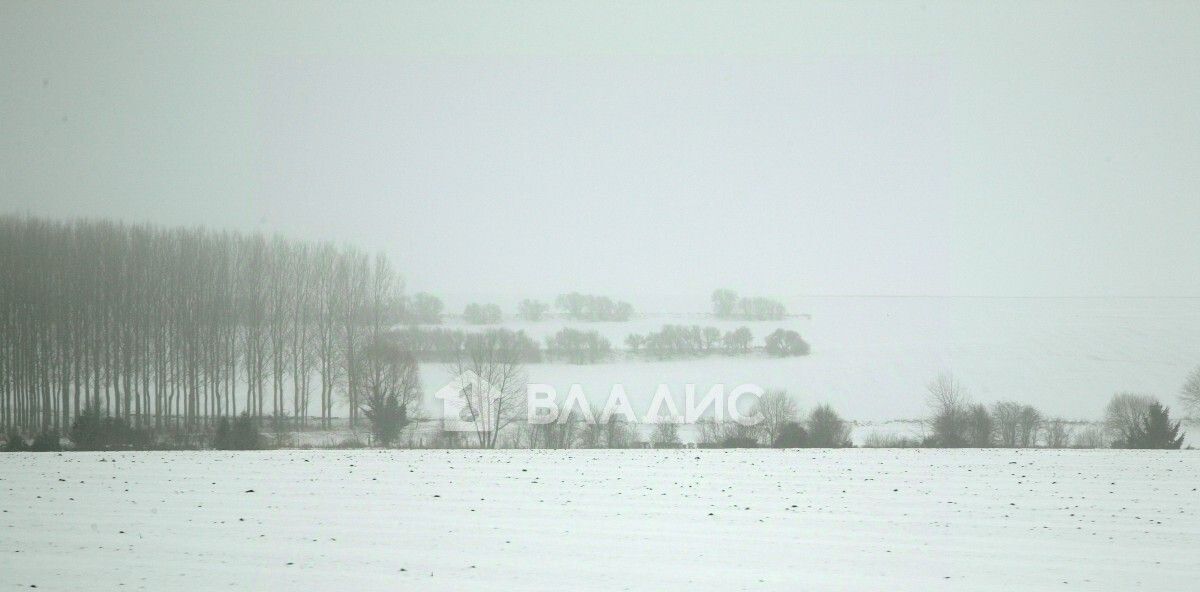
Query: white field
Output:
[[418, 296, 1200, 425], [2, 449, 1198, 591]]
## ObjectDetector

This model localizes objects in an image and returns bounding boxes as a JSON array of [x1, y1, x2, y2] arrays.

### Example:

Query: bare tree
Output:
[[927, 373, 970, 447], [1104, 392, 1156, 446], [1072, 424, 1108, 448], [0, 215, 410, 438], [355, 336, 421, 447], [754, 390, 798, 445], [1044, 418, 1073, 448], [965, 403, 994, 447], [651, 421, 681, 448], [448, 330, 529, 448], [1181, 365, 1200, 416], [992, 401, 1023, 447]]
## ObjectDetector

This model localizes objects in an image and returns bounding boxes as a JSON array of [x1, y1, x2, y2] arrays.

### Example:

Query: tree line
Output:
[[711, 289, 788, 320], [0, 214, 408, 436], [919, 373, 1187, 449]]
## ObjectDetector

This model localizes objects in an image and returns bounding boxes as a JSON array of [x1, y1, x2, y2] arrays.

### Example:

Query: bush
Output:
[[2, 429, 27, 452], [29, 431, 61, 452], [212, 413, 262, 450], [807, 404, 853, 448], [771, 421, 808, 448], [69, 407, 152, 450]]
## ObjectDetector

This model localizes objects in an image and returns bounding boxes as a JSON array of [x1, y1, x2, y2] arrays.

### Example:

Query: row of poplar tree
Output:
[[0, 215, 405, 433]]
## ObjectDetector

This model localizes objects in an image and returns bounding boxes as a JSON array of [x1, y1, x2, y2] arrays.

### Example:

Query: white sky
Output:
[[2, 1, 1198, 299]]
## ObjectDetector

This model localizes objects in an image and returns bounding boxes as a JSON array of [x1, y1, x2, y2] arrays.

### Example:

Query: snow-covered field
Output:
[[3, 449, 1197, 591]]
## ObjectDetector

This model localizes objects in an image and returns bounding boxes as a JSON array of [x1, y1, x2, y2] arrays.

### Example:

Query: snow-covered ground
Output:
[[417, 296, 1200, 423], [2, 449, 1197, 591]]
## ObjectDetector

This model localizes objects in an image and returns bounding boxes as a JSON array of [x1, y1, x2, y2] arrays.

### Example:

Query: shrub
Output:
[[212, 413, 262, 450], [29, 431, 61, 452], [69, 407, 152, 450], [2, 429, 27, 452], [772, 421, 808, 448], [405, 292, 444, 324], [806, 404, 853, 448]]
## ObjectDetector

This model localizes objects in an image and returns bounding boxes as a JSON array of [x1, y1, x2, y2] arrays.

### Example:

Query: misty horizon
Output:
[[4, 2, 1199, 299], [3, 3, 1199, 591]]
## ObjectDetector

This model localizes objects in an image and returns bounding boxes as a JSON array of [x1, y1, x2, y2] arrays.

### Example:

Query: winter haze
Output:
[[4, 2, 1199, 298], [3, 3, 1200, 591]]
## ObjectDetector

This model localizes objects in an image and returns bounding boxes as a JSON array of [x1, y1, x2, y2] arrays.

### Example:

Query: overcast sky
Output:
[[2, 1, 1198, 299]]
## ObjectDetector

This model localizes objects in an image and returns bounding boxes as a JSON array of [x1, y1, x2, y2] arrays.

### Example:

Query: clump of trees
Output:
[[463, 303, 503, 325], [517, 299, 549, 321], [355, 337, 421, 447], [806, 404, 853, 447], [1104, 393, 1184, 449], [627, 324, 724, 358], [393, 327, 542, 363], [555, 293, 634, 322], [69, 405, 154, 450], [1123, 402, 1184, 449], [2, 429, 61, 452], [711, 289, 787, 320], [0, 214, 411, 439], [695, 392, 852, 448], [510, 407, 640, 449], [924, 374, 1068, 448], [404, 293, 444, 324], [651, 422, 683, 448], [764, 329, 810, 357], [626, 324, 770, 358], [920, 374, 1190, 449], [544, 328, 611, 364], [212, 413, 262, 450]]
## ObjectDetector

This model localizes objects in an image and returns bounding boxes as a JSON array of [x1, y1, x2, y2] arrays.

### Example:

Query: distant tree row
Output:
[[626, 325, 748, 358], [624, 325, 808, 359], [921, 373, 1186, 449], [393, 327, 542, 363], [544, 328, 612, 364], [711, 289, 787, 320], [556, 293, 635, 322], [0, 214, 409, 435], [462, 303, 503, 325], [694, 394, 852, 449]]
